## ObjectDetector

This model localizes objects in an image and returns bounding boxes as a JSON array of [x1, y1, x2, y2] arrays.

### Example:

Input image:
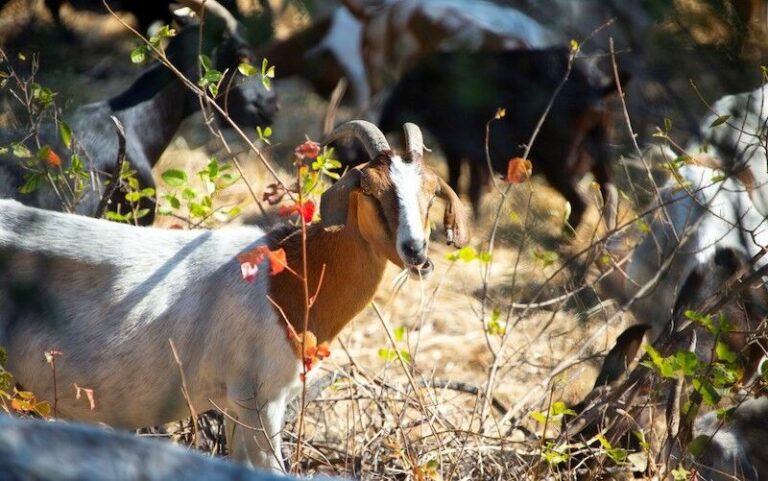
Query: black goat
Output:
[[0, 11, 276, 225], [375, 47, 624, 226]]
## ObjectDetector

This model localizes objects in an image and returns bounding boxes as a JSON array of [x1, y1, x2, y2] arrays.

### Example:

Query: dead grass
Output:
[[0, 6, 733, 480]]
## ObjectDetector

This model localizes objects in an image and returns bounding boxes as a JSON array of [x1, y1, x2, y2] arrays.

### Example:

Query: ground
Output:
[[1, 1, 765, 479]]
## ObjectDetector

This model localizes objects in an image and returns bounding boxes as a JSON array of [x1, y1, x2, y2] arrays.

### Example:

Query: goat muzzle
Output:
[[407, 257, 434, 279]]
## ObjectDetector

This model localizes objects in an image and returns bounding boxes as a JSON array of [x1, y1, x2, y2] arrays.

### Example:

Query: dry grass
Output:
[[5, 4, 761, 480]]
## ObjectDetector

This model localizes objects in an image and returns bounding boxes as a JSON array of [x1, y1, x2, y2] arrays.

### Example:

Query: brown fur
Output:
[[268, 191, 402, 343]]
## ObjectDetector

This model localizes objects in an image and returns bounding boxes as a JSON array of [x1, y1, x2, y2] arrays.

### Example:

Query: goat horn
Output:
[[174, 0, 246, 44], [324, 120, 391, 160], [402, 122, 423, 162]]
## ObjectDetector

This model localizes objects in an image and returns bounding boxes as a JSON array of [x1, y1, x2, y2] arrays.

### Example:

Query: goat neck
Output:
[[267, 192, 387, 344], [106, 68, 193, 169]]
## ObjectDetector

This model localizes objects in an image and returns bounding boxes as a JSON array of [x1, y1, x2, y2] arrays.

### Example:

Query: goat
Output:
[[260, 0, 556, 109], [364, 47, 623, 226], [350, 0, 558, 101], [0, 415, 300, 481], [257, 6, 367, 106], [565, 163, 768, 478], [0, 0, 276, 226], [692, 83, 768, 218], [625, 164, 768, 342], [0, 120, 469, 470]]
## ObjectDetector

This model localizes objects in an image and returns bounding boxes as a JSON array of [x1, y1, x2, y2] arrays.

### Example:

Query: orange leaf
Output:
[[300, 331, 318, 356], [315, 342, 331, 360], [265, 248, 287, 275], [46, 149, 62, 168], [506, 157, 532, 184]]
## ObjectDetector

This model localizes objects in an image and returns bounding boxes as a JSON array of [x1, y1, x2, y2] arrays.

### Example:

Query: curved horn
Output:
[[174, 0, 246, 43], [402, 122, 423, 162], [323, 120, 391, 161]]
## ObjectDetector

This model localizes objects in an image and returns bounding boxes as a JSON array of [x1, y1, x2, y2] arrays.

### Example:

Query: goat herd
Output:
[[0, 0, 767, 480]]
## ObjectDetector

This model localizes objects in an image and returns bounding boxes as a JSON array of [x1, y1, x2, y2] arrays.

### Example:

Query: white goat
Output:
[[694, 83, 768, 217], [0, 415, 299, 481], [0, 120, 469, 471], [625, 164, 768, 339]]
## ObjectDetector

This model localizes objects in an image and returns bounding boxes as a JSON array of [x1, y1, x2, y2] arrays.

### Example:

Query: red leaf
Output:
[[278, 204, 298, 217], [299, 200, 315, 223], [294, 141, 321, 160], [278, 200, 315, 223], [506, 157, 532, 184], [240, 261, 259, 283]]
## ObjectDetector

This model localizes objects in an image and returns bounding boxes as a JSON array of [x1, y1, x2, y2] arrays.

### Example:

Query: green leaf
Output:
[[446, 246, 478, 262], [238, 63, 257, 76], [105, 211, 130, 222], [377, 348, 397, 362], [11, 143, 31, 158], [394, 326, 406, 342], [715, 341, 737, 363], [226, 206, 241, 218], [125, 191, 142, 202], [134, 208, 150, 219], [58, 120, 72, 149], [664, 117, 673, 131], [200, 54, 213, 71], [533, 249, 558, 267], [162, 169, 187, 187], [130, 46, 147, 64], [529, 410, 547, 424], [709, 115, 731, 128], [19, 173, 42, 194], [688, 434, 712, 457], [156, 25, 175, 38], [550, 401, 576, 417]]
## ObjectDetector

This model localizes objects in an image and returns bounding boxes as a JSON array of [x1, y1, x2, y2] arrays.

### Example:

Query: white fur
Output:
[[694, 84, 768, 218], [0, 415, 295, 480], [310, 8, 368, 108], [626, 165, 768, 337], [0, 199, 300, 471], [389, 155, 425, 261]]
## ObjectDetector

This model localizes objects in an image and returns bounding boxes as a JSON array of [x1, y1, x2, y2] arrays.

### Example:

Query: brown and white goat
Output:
[[260, 0, 557, 108], [0, 120, 469, 471]]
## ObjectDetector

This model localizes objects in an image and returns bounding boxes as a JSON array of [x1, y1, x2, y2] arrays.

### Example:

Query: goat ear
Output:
[[435, 176, 470, 248], [593, 324, 650, 388], [321, 167, 363, 229]]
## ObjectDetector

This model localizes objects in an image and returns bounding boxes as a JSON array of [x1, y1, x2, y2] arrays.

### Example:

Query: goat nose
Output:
[[401, 239, 427, 263]]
